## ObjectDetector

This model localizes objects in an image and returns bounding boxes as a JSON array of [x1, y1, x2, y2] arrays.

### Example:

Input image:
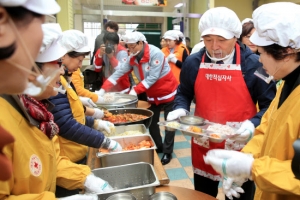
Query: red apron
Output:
[[192, 43, 257, 180]]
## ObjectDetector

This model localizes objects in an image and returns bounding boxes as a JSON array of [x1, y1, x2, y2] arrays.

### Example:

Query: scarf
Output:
[[19, 94, 59, 139]]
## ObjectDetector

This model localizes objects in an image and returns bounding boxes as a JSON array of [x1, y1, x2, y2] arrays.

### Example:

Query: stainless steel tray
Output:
[[91, 162, 160, 200], [158, 120, 232, 143], [96, 134, 157, 167], [107, 124, 147, 137]]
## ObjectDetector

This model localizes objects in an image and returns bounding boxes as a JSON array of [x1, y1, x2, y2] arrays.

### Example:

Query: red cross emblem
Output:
[[29, 154, 42, 176]]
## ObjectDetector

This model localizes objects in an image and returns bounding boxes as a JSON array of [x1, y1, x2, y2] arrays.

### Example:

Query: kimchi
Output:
[[103, 110, 148, 124]]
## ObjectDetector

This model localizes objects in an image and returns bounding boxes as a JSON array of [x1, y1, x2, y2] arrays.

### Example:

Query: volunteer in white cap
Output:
[[162, 30, 189, 84], [99, 31, 178, 165], [60, 30, 108, 106], [0, 23, 113, 200], [0, 0, 60, 182], [239, 18, 258, 53], [205, 2, 300, 200], [47, 31, 121, 195], [167, 6, 276, 200], [0, 0, 61, 97]]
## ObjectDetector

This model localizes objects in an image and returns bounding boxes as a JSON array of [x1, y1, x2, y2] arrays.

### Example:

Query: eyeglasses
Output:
[[49, 59, 63, 67]]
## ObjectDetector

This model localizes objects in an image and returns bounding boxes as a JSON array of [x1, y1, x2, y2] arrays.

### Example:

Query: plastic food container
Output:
[[106, 193, 137, 200], [91, 162, 160, 200], [96, 134, 157, 167], [148, 192, 177, 200]]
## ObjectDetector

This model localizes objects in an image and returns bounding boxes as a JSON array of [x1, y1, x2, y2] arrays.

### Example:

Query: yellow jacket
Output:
[[242, 82, 300, 200], [71, 69, 98, 102], [56, 76, 89, 163], [0, 96, 90, 200]]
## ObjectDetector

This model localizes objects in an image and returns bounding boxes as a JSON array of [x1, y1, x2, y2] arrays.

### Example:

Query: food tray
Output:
[[158, 120, 236, 143], [91, 162, 160, 200], [107, 124, 147, 137], [96, 134, 157, 167]]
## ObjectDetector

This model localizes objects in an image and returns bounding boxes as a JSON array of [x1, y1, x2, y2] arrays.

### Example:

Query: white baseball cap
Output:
[[199, 7, 242, 39], [250, 2, 300, 49], [59, 30, 90, 53], [163, 30, 184, 41], [36, 23, 67, 63], [0, 0, 60, 15], [123, 31, 147, 43]]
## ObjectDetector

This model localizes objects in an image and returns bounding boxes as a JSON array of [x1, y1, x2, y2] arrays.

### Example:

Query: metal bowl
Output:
[[148, 192, 177, 200], [107, 193, 137, 200], [179, 116, 205, 126], [96, 93, 138, 109], [107, 108, 154, 128]]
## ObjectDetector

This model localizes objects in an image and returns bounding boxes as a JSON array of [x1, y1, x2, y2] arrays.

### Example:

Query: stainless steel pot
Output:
[[107, 108, 153, 128], [96, 93, 138, 109]]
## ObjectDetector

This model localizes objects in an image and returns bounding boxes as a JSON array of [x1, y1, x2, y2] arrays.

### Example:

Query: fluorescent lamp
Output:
[[174, 3, 183, 8]]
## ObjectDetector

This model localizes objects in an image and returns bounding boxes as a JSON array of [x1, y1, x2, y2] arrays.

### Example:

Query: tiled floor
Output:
[[157, 103, 225, 200]]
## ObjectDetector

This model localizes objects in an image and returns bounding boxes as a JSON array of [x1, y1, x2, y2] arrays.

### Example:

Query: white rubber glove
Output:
[[84, 173, 113, 194], [129, 88, 137, 96], [101, 137, 122, 152], [92, 108, 104, 119], [58, 194, 98, 200], [168, 53, 177, 63], [96, 95, 105, 104], [204, 150, 254, 179], [94, 119, 114, 133], [166, 108, 187, 121], [222, 176, 246, 200], [95, 88, 105, 96], [79, 97, 97, 108], [232, 120, 255, 142]]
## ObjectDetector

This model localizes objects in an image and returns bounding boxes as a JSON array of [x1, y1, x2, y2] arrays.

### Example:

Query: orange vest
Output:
[[161, 43, 189, 84]]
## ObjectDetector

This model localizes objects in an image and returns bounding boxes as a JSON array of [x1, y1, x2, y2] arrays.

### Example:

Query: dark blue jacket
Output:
[[174, 42, 276, 127], [49, 93, 105, 148]]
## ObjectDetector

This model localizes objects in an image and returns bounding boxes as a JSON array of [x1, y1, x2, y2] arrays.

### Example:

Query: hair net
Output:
[[59, 30, 90, 53], [163, 30, 185, 41], [0, 0, 60, 15], [36, 23, 67, 63], [241, 18, 253, 25], [199, 7, 242, 39], [122, 31, 147, 43], [250, 2, 300, 49]]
